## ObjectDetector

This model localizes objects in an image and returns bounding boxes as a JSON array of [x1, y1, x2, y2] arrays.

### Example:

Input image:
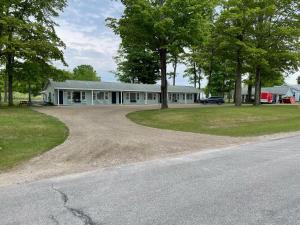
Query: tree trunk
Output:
[[193, 63, 197, 88], [28, 80, 32, 105], [172, 58, 177, 86], [4, 72, 8, 103], [7, 27, 14, 106], [7, 53, 14, 106], [247, 84, 252, 103], [160, 48, 168, 109], [221, 75, 225, 98], [207, 48, 214, 97], [197, 67, 202, 90], [254, 67, 261, 106], [235, 51, 242, 106], [159, 0, 167, 109]]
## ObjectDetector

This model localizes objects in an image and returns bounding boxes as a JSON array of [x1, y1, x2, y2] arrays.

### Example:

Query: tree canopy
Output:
[[0, 0, 67, 105], [107, 0, 214, 109], [114, 45, 159, 84], [72, 65, 100, 81]]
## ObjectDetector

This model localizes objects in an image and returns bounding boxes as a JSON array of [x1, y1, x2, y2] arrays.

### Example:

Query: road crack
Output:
[[68, 207, 99, 225], [52, 185, 68, 205], [51, 185, 101, 225]]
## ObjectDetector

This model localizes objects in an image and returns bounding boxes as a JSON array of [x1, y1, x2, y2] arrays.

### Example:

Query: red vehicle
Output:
[[260, 92, 273, 104], [282, 96, 296, 104]]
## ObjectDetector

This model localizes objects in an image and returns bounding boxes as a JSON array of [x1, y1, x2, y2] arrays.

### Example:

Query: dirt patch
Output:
[[0, 104, 259, 186]]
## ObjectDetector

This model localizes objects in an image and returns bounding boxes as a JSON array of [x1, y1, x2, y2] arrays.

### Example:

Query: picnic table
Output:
[[19, 101, 30, 107]]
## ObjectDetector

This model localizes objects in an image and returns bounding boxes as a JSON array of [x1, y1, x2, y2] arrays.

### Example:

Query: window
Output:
[[172, 93, 179, 102], [126, 93, 130, 100], [67, 92, 72, 100], [73, 92, 81, 103], [147, 93, 156, 101], [48, 93, 52, 102], [148, 93, 153, 100], [187, 94, 193, 100], [137, 93, 140, 100], [97, 92, 104, 100], [81, 92, 86, 100], [130, 93, 136, 103], [105, 92, 109, 100], [93, 92, 96, 100]]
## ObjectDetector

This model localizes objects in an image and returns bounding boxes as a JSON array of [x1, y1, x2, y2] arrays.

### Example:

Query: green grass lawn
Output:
[[127, 105, 300, 137], [0, 107, 68, 171]]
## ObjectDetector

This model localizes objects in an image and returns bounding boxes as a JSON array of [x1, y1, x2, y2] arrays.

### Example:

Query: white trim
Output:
[[57, 89, 60, 106], [91, 90, 94, 105], [145, 92, 148, 104], [52, 88, 197, 94]]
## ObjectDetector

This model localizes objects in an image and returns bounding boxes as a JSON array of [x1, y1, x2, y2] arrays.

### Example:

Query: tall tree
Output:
[[0, 0, 67, 106], [249, 0, 300, 105], [216, 0, 252, 106], [73, 65, 100, 81], [107, 0, 213, 109]]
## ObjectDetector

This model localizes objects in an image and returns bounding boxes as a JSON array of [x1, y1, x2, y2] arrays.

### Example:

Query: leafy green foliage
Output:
[[0, 0, 67, 105], [215, 0, 300, 105], [72, 65, 100, 81], [115, 45, 159, 84], [107, 0, 213, 108]]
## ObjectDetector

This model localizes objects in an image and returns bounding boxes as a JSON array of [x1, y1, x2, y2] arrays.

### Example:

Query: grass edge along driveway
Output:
[[0, 107, 69, 171], [127, 105, 300, 137]]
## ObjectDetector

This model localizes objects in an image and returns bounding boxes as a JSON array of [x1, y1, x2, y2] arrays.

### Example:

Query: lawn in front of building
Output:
[[0, 107, 68, 171], [127, 105, 300, 137]]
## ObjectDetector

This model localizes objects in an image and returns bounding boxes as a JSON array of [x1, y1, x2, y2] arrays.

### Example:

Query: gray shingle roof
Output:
[[262, 86, 291, 95], [242, 85, 293, 95], [48, 80, 201, 93], [289, 85, 300, 91]]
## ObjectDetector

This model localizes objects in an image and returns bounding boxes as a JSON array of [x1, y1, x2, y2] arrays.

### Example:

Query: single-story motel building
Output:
[[242, 84, 300, 103], [43, 79, 204, 106]]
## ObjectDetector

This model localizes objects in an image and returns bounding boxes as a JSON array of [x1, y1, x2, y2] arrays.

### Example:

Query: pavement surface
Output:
[[0, 104, 254, 186], [0, 135, 300, 225]]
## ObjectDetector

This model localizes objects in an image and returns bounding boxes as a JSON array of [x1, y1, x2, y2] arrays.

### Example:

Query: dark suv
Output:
[[199, 96, 225, 105]]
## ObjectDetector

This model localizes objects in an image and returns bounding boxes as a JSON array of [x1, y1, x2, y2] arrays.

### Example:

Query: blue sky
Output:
[[56, 0, 299, 85]]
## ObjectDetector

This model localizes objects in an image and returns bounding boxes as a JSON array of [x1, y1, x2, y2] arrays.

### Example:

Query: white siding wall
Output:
[[45, 88, 199, 106]]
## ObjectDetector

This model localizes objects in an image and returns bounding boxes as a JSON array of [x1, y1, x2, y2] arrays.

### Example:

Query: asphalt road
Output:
[[1, 135, 300, 225]]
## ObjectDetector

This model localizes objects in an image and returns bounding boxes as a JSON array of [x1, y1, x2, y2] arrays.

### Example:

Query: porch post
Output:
[[57, 89, 60, 106], [145, 92, 148, 105], [92, 90, 94, 105], [185, 93, 187, 104]]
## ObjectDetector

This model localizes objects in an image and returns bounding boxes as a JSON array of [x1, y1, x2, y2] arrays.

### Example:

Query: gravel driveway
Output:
[[0, 105, 256, 186]]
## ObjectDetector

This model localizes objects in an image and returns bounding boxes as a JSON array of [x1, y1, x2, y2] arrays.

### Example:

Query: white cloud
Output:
[[285, 71, 299, 85], [56, 25, 119, 57]]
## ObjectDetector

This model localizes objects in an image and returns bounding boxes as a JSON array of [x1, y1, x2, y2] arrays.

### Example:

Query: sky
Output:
[[55, 0, 299, 86]]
